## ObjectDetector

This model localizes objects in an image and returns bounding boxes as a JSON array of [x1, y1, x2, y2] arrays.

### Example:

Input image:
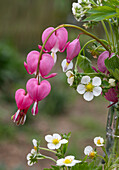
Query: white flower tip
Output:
[[32, 139, 37, 147]]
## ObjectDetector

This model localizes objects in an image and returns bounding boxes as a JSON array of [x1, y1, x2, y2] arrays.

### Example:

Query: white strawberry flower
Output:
[[45, 133, 68, 150], [61, 59, 73, 72], [84, 146, 96, 158], [77, 76, 102, 101], [66, 70, 74, 86], [94, 137, 104, 146], [56, 155, 81, 167]]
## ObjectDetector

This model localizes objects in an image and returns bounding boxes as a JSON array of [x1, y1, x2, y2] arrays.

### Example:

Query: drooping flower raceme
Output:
[[66, 70, 74, 86], [12, 89, 33, 125], [39, 27, 68, 63], [94, 137, 104, 146], [56, 155, 81, 167], [61, 38, 81, 72], [45, 133, 68, 150], [24, 50, 57, 79], [26, 78, 51, 116], [84, 146, 96, 159], [77, 76, 102, 101]]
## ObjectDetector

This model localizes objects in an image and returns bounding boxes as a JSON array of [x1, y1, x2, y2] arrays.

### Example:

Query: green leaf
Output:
[[84, 6, 117, 21], [105, 55, 119, 81], [103, 0, 119, 7], [77, 55, 95, 73]]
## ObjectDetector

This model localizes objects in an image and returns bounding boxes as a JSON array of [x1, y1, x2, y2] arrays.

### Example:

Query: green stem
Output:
[[38, 146, 57, 154], [97, 154, 107, 163], [101, 146, 108, 162], [113, 116, 119, 156], [101, 21, 111, 50], [39, 154, 56, 163], [108, 19, 115, 52], [79, 72, 108, 78], [35, 24, 110, 77]]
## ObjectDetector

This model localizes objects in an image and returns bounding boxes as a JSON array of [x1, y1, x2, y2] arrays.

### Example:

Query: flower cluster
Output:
[[11, 27, 81, 125]]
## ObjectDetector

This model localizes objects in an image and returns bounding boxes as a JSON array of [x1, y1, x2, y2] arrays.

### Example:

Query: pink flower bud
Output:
[[26, 78, 51, 115], [97, 51, 109, 73], [66, 38, 81, 63], [104, 88, 118, 103]]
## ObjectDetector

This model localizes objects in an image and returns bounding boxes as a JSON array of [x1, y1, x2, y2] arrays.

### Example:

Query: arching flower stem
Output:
[[38, 146, 57, 154], [35, 24, 111, 78]]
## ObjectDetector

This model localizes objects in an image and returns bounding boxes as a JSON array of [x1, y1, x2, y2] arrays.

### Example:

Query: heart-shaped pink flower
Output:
[[26, 78, 51, 115]]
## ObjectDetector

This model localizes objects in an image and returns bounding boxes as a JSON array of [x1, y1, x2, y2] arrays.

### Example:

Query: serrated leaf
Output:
[[84, 5, 117, 21], [77, 55, 95, 73], [105, 55, 119, 81]]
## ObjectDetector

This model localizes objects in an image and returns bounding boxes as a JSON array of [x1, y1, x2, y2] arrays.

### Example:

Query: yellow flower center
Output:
[[89, 151, 95, 158], [63, 159, 72, 164], [85, 83, 94, 92], [97, 139, 101, 145], [66, 62, 69, 67], [52, 52, 55, 59], [52, 138, 60, 145], [69, 74, 74, 79], [34, 146, 37, 151]]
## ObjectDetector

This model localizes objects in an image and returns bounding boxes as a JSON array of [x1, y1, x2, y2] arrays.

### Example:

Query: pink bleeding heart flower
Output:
[[97, 51, 115, 73], [24, 50, 57, 79], [61, 38, 81, 72], [104, 88, 118, 107], [38, 27, 68, 63], [12, 89, 33, 125], [26, 78, 51, 115]]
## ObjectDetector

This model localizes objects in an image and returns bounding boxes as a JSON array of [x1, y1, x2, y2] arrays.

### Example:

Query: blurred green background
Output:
[[0, 0, 108, 169]]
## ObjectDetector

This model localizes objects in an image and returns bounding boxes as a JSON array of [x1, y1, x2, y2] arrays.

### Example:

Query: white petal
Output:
[[93, 87, 102, 96], [81, 76, 91, 84], [55, 143, 61, 149], [61, 59, 73, 72], [94, 137, 104, 146], [27, 153, 32, 160], [77, 84, 86, 94], [65, 156, 75, 160], [83, 92, 94, 101], [32, 139, 37, 147], [56, 159, 65, 166], [51, 52, 57, 64], [31, 149, 36, 154], [66, 70, 73, 77], [45, 135, 53, 142], [47, 143, 56, 150], [73, 160, 81, 164], [84, 146, 93, 155], [92, 77, 101, 86], [67, 77, 74, 86], [28, 160, 33, 166], [53, 133, 61, 140], [32, 101, 37, 116], [60, 139, 68, 144], [14, 109, 20, 122]]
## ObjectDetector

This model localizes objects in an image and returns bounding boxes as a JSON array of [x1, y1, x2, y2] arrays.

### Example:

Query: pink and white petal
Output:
[[83, 92, 94, 101], [56, 159, 65, 166], [55, 143, 61, 149], [67, 61, 73, 71], [45, 135, 53, 142], [32, 139, 37, 147], [77, 84, 86, 94], [51, 52, 57, 64], [92, 77, 101, 86], [60, 139, 68, 144], [53, 133, 61, 140], [81, 76, 91, 84], [47, 143, 56, 150], [93, 87, 102, 96]]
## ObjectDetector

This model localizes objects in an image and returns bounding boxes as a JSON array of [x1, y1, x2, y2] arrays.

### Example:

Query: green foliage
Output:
[[77, 55, 95, 73], [85, 0, 119, 21], [105, 55, 119, 81]]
